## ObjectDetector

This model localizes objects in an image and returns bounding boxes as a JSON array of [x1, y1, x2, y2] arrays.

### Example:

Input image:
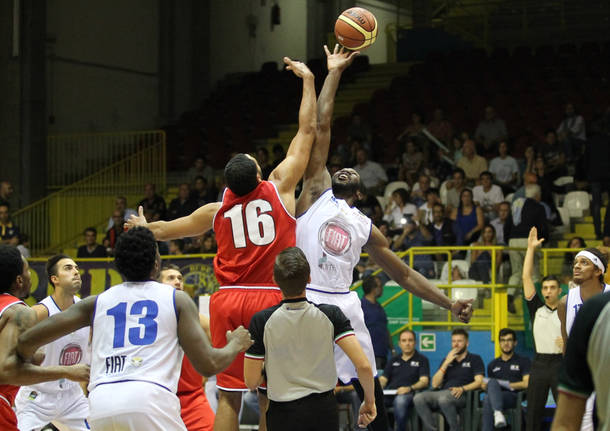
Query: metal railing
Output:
[[13, 136, 166, 255], [47, 130, 165, 189]]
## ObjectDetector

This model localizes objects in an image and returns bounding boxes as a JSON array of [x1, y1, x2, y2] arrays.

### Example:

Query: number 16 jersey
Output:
[[214, 181, 296, 287], [89, 281, 184, 394]]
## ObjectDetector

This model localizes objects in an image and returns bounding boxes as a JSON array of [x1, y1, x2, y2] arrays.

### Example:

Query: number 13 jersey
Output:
[[214, 181, 296, 287], [89, 281, 184, 394]]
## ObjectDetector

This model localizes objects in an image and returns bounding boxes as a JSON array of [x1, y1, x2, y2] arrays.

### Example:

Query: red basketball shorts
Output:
[[210, 287, 282, 390]]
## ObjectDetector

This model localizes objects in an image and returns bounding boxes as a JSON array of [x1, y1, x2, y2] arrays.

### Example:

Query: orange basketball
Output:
[[334, 7, 378, 50]]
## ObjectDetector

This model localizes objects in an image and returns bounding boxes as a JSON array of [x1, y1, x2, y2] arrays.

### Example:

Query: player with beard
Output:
[[0, 246, 89, 431], [558, 245, 609, 431], [295, 44, 473, 431], [15, 255, 91, 431], [523, 227, 564, 431], [413, 329, 484, 431]]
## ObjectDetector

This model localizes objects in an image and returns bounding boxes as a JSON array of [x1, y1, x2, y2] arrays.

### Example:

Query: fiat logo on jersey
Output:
[[59, 344, 83, 366], [319, 221, 352, 256]]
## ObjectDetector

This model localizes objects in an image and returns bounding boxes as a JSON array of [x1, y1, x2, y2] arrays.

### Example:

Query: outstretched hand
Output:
[[527, 227, 544, 249], [283, 57, 314, 79], [451, 299, 474, 323], [324, 44, 359, 72], [124, 206, 148, 231]]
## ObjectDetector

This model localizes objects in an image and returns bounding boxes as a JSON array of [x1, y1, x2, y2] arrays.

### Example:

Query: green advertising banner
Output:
[[25, 254, 218, 305]]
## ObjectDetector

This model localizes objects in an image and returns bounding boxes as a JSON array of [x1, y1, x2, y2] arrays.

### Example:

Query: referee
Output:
[[523, 227, 564, 431], [243, 247, 376, 431]]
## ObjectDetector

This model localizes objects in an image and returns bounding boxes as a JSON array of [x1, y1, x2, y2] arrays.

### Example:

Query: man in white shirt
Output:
[[353, 148, 388, 196], [557, 103, 586, 161], [489, 201, 511, 245], [489, 141, 519, 193], [473, 171, 504, 221]]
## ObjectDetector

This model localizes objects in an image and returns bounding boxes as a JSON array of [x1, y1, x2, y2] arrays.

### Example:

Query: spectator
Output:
[[169, 239, 185, 255], [450, 189, 484, 245], [489, 141, 520, 193], [0, 203, 19, 245], [445, 168, 467, 213], [17, 233, 30, 258], [397, 112, 427, 144], [473, 171, 504, 221], [355, 186, 383, 226], [380, 330, 430, 431], [508, 184, 550, 290], [270, 144, 285, 170], [413, 328, 484, 431], [490, 201, 512, 245], [353, 148, 388, 195], [347, 114, 372, 145], [191, 176, 217, 207], [532, 155, 562, 224], [411, 174, 432, 207], [103, 210, 125, 255], [383, 188, 417, 230], [512, 171, 538, 203], [469, 225, 502, 284], [422, 203, 457, 259], [481, 328, 530, 431], [0, 181, 14, 208], [377, 221, 393, 244], [562, 237, 586, 281], [519, 145, 536, 178], [392, 217, 435, 278], [138, 183, 166, 221], [77, 227, 107, 258], [557, 103, 586, 162], [427, 108, 453, 145], [457, 140, 488, 187], [418, 189, 440, 226], [537, 130, 567, 179], [187, 155, 214, 187], [106, 196, 137, 231], [474, 106, 508, 155], [255, 147, 273, 180], [168, 183, 198, 220], [398, 139, 424, 185], [451, 134, 464, 162], [360, 275, 392, 370]]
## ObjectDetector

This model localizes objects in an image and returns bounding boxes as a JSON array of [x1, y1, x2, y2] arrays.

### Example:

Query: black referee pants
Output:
[[525, 353, 562, 431], [267, 390, 339, 431]]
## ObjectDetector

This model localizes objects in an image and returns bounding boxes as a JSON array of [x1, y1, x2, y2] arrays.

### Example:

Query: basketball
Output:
[[334, 7, 378, 50]]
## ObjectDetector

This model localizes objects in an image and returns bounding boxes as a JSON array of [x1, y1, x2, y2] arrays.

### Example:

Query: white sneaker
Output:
[[494, 411, 507, 428]]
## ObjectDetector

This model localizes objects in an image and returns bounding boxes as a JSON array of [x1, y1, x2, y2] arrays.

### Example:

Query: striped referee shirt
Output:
[[245, 298, 355, 402]]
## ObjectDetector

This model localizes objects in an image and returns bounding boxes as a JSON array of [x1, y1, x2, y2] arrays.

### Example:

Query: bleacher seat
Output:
[[564, 191, 590, 218]]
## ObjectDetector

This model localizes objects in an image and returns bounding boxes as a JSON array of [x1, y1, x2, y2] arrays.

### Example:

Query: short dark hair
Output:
[[393, 188, 409, 204], [0, 245, 24, 294], [170, 239, 185, 253], [194, 175, 207, 185], [498, 328, 516, 341], [452, 168, 465, 179], [84, 227, 97, 236], [479, 171, 492, 179], [115, 227, 158, 281], [273, 247, 310, 297], [399, 328, 416, 340], [451, 328, 469, 340], [433, 202, 444, 211], [224, 154, 259, 196], [541, 275, 561, 288], [46, 254, 71, 287], [362, 275, 380, 295], [0, 203, 9, 211]]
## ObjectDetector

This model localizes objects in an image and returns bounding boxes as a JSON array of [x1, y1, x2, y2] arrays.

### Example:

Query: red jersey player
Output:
[[126, 56, 317, 431], [0, 245, 89, 430], [159, 264, 215, 431]]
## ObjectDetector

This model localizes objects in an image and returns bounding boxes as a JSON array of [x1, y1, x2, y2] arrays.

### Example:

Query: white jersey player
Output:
[[295, 45, 473, 431], [16, 255, 90, 431], [16, 227, 253, 431], [558, 248, 609, 431]]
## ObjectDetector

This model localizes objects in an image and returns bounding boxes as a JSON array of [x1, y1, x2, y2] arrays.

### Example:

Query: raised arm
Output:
[[125, 202, 221, 241], [268, 57, 316, 212], [523, 227, 544, 300], [176, 290, 252, 377], [296, 45, 359, 216], [364, 226, 473, 322]]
